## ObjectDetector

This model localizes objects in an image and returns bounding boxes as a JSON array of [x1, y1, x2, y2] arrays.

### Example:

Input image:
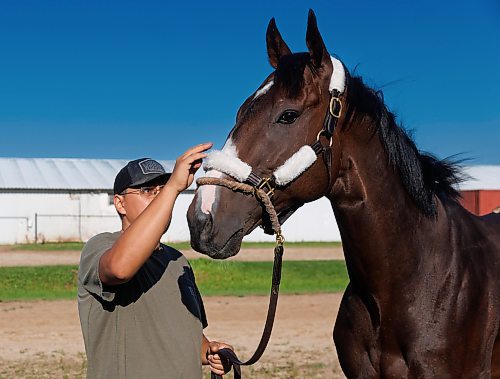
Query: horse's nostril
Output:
[[194, 208, 211, 226], [201, 211, 213, 234], [190, 209, 214, 237]]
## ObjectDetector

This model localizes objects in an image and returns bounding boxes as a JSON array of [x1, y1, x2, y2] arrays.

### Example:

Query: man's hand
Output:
[[168, 142, 213, 193], [206, 341, 234, 376]]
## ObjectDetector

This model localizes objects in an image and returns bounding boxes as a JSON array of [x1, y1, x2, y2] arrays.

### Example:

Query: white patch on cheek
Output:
[[199, 138, 239, 215]]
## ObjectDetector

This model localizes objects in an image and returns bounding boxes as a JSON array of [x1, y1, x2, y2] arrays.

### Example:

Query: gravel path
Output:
[[0, 247, 344, 267], [0, 294, 346, 378]]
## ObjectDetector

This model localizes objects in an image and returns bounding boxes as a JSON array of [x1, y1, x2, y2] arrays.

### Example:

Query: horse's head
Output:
[[188, 10, 346, 258]]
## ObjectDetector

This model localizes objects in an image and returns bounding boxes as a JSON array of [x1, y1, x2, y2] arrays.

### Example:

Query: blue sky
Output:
[[1, 0, 499, 164]]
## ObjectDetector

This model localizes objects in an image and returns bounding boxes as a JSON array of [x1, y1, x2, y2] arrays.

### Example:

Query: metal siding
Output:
[[478, 190, 500, 215], [460, 190, 500, 216], [0, 190, 342, 243], [459, 166, 500, 191], [460, 191, 479, 215]]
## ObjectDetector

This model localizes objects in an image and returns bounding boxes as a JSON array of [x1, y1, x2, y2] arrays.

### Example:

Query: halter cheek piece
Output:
[[199, 56, 347, 379]]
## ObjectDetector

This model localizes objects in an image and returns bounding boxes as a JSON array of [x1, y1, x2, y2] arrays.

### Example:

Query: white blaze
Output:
[[253, 80, 274, 100], [199, 169, 223, 214], [199, 138, 239, 215]]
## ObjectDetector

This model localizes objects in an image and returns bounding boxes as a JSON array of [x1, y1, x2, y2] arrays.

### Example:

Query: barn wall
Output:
[[161, 195, 340, 243], [0, 192, 120, 243], [460, 191, 479, 215], [478, 190, 500, 215], [0, 192, 341, 244], [460, 190, 500, 216]]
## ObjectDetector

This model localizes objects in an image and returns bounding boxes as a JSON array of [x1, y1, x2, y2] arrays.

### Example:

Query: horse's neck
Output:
[[328, 133, 440, 296]]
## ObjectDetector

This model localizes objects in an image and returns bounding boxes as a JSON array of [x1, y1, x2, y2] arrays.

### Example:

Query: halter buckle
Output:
[[256, 177, 275, 197], [329, 96, 342, 118]]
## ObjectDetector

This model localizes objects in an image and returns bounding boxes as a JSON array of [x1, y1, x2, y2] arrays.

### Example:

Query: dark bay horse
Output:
[[187, 10, 500, 378]]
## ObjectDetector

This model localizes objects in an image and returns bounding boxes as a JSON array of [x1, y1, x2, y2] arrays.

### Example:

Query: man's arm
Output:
[[99, 143, 212, 285]]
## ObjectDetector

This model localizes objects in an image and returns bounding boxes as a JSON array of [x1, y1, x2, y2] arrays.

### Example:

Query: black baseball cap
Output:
[[114, 158, 171, 195]]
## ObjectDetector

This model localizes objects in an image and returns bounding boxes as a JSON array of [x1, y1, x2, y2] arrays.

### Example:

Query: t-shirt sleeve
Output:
[[78, 232, 118, 302]]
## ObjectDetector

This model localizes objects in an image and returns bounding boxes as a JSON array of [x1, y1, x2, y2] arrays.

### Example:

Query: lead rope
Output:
[[198, 71, 346, 377], [197, 177, 285, 379]]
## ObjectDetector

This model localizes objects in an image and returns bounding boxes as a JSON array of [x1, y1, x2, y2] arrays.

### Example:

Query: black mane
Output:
[[344, 75, 464, 217]]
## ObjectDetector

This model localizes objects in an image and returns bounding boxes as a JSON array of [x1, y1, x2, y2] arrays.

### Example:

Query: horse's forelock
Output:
[[274, 53, 311, 97]]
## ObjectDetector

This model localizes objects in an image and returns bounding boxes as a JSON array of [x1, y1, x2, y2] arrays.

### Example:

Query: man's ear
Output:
[[114, 195, 126, 218]]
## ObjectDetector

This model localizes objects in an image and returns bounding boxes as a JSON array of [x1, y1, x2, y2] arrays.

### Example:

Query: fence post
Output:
[[34, 213, 38, 244], [78, 197, 82, 241]]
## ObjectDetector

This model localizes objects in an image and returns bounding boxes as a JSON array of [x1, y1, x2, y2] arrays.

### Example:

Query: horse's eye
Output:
[[277, 110, 300, 124]]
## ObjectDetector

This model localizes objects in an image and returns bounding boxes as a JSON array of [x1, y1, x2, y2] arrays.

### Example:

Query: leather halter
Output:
[[208, 84, 347, 379], [246, 85, 345, 215]]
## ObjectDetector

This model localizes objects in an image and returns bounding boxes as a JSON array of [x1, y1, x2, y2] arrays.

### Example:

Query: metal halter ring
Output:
[[316, 129, 333, 147], [329, 96, 342, 118]]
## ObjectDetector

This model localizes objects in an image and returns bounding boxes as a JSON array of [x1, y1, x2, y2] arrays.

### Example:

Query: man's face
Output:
[[114, 179, 166, 229]]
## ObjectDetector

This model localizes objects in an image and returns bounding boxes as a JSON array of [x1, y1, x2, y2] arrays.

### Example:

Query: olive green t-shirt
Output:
[[77, 231, 207, 379]]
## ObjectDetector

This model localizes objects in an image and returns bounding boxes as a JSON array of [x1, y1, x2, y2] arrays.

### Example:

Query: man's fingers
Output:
[[183, 152, 208, 165], [181, 142, 213, 158], [210, 367, 225, 375], [209, 350, 232, 374], [208, 357, 224, 371], [213, 343, 234, 352]]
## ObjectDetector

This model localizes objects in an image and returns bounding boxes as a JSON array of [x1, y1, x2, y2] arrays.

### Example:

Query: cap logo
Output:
[[138, 159, 165, 175]]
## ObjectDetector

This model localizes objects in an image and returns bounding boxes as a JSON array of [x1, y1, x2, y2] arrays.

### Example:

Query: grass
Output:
[[9, 242, 86, 251], [6, 241, 342, 251], [0, 260, 348, 301], [191, 259, 348, 296], [0, 266, 79, 300]]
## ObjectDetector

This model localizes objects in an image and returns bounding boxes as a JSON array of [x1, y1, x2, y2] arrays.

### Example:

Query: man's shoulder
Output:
[[82, 231, 120, 256], [159, 244, 191, 265], [158, 243, 182, 256]]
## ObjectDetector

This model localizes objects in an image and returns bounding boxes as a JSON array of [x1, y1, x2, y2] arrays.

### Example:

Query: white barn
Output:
[[3, 158, 496, 245], [0, 157, 339, 244]]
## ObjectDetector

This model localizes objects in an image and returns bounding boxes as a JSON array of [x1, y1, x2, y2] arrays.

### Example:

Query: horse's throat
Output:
[[329, 155, 366, 208]]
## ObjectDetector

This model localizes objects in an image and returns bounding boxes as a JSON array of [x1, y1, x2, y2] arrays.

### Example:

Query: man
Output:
[[77, 143, 232, 378]]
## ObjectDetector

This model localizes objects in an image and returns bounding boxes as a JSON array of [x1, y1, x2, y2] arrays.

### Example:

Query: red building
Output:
[[459, 166, 500, 216]]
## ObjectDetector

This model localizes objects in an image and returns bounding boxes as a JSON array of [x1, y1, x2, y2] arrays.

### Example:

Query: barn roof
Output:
[[0, 157, 176, 191], [0, 158, 498, 192], [459, 165, 500, 191]]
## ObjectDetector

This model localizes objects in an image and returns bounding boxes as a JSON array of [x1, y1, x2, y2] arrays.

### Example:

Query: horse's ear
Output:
[[306, 9, 330, 69], [266, 17, 291, 69]]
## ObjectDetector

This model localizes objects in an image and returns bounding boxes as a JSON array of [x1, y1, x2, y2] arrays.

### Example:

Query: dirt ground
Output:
[[0, 248, 347, 378]]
